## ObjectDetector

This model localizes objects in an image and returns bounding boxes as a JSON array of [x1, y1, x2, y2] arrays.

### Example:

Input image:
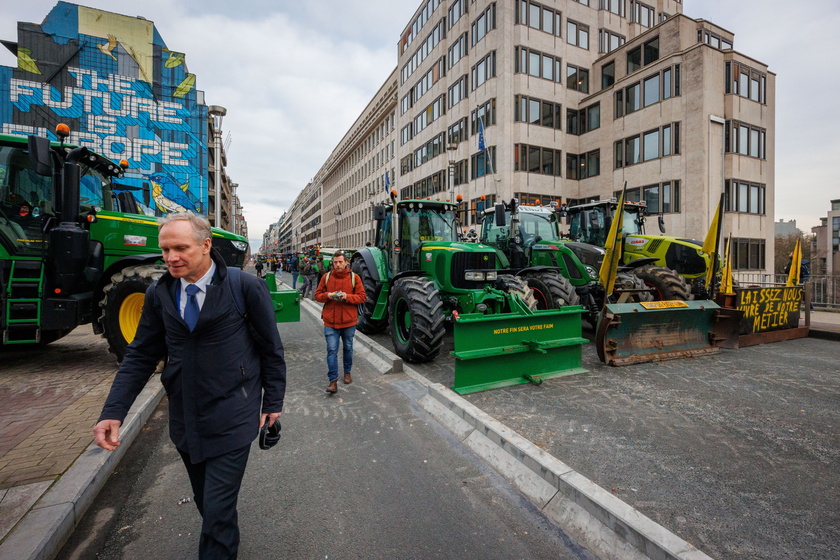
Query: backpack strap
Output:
[[226, 266, 247, 319], [323, 271, 355, 291]]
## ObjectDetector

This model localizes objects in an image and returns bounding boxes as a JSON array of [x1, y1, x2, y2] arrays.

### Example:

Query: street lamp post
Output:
[[208, 105, 227, 229], [230, 182, 238, 234]]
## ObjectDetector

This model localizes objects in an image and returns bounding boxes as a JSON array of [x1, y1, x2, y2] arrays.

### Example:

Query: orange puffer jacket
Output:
[[314, 268, 367, 328]]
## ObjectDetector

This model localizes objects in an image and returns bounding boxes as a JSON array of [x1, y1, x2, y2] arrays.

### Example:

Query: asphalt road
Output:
[[368, 328, 840, 560], [57, 311, 593, 560]]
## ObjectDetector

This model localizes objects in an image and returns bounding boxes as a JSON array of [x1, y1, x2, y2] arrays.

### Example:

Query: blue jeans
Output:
[[325, 325, 355, 380], [291, 272, 298, 289]]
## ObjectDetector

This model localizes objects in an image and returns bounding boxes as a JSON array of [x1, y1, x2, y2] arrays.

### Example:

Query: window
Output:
[[724, 180, 765, 215], [515, 46, 562, 83], [627, 46, 642, 73], [730, 238, 766, 270], [448, 118, 468, 144], [515, 0, 562, 37], [567, 64, 590, 93], [567, 102, 600, 135], [615, 123, 680, 167], [626, 36, 659, 74], [599, 29, 626, 53], [643, 37, 659, 64], [725, 120, 766, 159], [698, 28, 733, 50], [515, 95, 561, 129], [448, 75, 468, 108], [725, 61, 767, 104], [448, 0, 467, 29], [630, 181, 680, 213], [567, 20, 589, 48], [448, 33, 468, 68], [514, 144, 562, 176], [567, 150, 601, 179], [471, 51, 497, 89], [472, 3, 497, 46], [631, 1, 655, 27], [600, 0, 626, 17], [471, 146, 497, 179], [471, 98, 497, 134], [602, 61, 615, 89], [615, 64, 679, 116]]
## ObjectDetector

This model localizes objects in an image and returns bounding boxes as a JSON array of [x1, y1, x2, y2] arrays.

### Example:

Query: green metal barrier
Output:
[[264, 273, 301, 323], [595, 299, 735, 366], [451, 306, 588, 394]]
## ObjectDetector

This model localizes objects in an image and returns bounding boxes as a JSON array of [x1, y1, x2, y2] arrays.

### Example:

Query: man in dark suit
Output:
[[94, 212, 286, 560]]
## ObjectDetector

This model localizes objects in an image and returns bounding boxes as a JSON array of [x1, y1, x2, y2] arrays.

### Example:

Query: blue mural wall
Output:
[[0, 1, 208, 215]]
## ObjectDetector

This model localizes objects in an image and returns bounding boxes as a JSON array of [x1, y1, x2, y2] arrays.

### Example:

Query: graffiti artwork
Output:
[[0, 2, 207, 215]]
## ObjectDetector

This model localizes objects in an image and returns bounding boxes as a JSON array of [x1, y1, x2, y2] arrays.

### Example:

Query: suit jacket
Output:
[[98, 249, 286, 463]]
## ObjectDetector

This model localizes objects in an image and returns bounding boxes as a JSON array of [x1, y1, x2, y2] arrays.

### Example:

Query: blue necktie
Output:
[[184, 284, 200, 331]]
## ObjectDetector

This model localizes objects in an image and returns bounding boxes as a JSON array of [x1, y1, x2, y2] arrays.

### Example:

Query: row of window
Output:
[[599, 29, 626, 54], [725, 120, 767, 159], [731, 238, 766, 270], [618, 181, 681, 214], [402, 94, 447, 145], [471, 4, 497, 46], [698, 29, 733, 50], [725, 61, 767, 104], [566, 150, 601, 179], [445, 98, 497, 145], [401, 57, 446, 115], [515, 46, 563, 83], [515, 95, 563, 130], [401, 0, 442, 54], [448, 0, 467, 29], [448, 74, 468, 108], [614, 64, 680, 116], [615, 122, 680, 168], [448, 32, 468, 69], [514, 144, 564, 176], [516, 0, 563, 37], [401, 18, 446, 86], [725, 179, 766, 215]]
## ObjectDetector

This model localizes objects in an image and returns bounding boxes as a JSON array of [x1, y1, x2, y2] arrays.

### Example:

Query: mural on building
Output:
[[0, 2, 207, 215]]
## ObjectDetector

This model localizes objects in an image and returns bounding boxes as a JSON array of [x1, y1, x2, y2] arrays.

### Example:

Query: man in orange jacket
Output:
[[314, 251, 367, 393]]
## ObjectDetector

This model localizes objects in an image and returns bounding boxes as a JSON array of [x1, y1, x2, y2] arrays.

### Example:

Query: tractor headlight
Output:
[[465, 271, 485, 281], [231, 240, 249, 251], [585, 265, 598, 279], [485, 271, 497, 281]]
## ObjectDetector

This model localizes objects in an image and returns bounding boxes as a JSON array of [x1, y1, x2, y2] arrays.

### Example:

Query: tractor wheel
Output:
[[613, 272, 654, 303], [351, 257, 388, 334], [389, 277, 445, 363], [496, 274, 538, 311], [525, 272, 580, 309], [100, 264, 166, 362], [632, 265, 692, 301]]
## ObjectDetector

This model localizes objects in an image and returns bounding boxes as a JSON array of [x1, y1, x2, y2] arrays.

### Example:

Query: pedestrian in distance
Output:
[[93, 212, 286, 560], [314, 251, 366, 393], [255, 259, 264, 278], [305, 257, 320, 300], [299, 256, 313, 298], [290, 253, 299, 290]]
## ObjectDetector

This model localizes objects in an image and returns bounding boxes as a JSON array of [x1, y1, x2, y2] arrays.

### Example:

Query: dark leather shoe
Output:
[[343, 373, 352, 384], [326, 380, 337, 393]]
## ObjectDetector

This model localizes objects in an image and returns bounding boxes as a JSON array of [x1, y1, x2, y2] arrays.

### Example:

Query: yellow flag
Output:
[[720, 236, 734, 293], [786, 238, 802, 287], [703, 194, 724, 289], [598, 191, 625, 298]]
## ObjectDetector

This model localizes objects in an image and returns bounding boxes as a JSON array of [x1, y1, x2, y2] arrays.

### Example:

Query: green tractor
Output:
[[350, 193, 537, 363], [1, 128, 249, 360], [565, 199, 711, 299], [480, 199, 669, 324]]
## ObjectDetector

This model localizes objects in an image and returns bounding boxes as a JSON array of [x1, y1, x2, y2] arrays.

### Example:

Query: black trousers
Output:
[[179, 444, 251, 560]]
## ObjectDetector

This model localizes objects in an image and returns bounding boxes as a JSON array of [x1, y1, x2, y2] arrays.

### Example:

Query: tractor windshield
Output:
[[568, 207, 608, 246], [520, 211, 558, 243], [397, 204, 458, 268], [0, 145, 52, 256]]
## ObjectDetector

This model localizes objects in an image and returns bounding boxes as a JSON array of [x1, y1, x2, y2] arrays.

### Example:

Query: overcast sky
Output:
[[2, 0, 838, 250]]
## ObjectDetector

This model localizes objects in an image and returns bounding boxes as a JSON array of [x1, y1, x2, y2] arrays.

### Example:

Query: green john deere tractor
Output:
[[565, 199, 713, 299], [350, 193, 541, 364], [0, 128, 252, 360], [480, 199, 665, 324]]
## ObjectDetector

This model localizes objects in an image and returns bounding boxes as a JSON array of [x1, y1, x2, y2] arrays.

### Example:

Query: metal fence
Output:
[[733, 273, 840, 309]]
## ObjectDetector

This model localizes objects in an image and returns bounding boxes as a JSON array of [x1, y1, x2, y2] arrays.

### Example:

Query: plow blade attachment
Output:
[[265, 273, 301, 323], [596, 300, 730, 366], [451, 306, 588, 395]]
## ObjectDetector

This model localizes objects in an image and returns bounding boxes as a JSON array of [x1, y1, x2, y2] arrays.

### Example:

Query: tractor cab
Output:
[[375, 199, 461, 273], [566, 199, 647, 246]]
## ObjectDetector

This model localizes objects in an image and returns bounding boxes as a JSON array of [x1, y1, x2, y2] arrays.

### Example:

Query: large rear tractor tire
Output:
[[496, 274, 538, 311], [632, 264, 692, 301], [524, 272, 580, 309], [99, 264, 166, 362], [389, 277, 445, 363], [351, 257, 388, 334]]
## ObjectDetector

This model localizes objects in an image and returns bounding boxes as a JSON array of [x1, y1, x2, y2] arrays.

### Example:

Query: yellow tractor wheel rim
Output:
[[119, 292, 146, 344]]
